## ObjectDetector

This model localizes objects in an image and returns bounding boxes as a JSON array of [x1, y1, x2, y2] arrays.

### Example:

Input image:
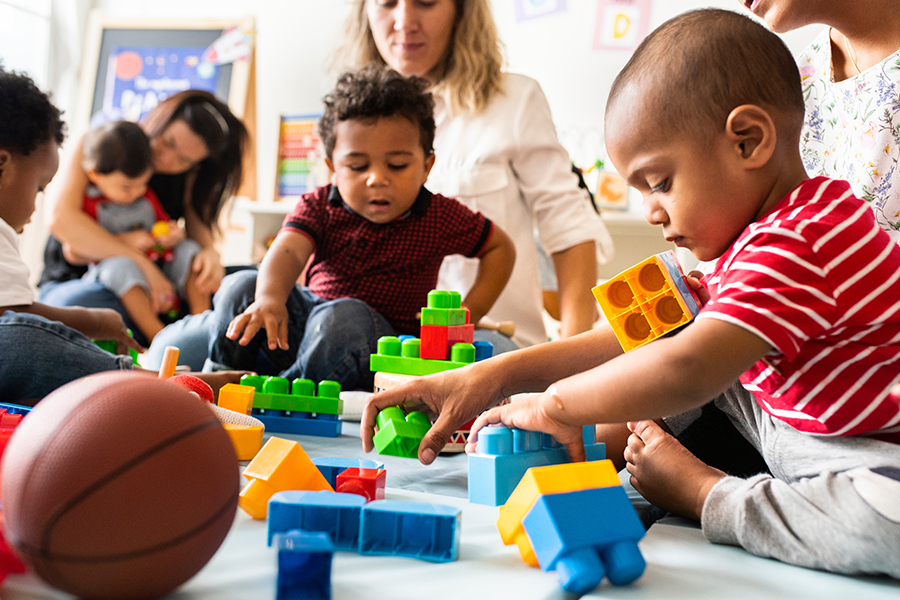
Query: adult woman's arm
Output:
[[45, 135, 174, 309], [183, 188, 225, 295], [552, 240, 598, 337]]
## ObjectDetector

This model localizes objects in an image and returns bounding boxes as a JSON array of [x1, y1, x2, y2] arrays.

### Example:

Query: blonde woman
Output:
[[335, 0, 613, 349]]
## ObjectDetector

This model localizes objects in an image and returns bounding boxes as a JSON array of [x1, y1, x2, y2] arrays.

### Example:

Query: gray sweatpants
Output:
[[697, 384, 900, 577]]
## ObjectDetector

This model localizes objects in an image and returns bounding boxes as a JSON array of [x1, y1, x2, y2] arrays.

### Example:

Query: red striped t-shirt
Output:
[[699, 177, 900, 441]]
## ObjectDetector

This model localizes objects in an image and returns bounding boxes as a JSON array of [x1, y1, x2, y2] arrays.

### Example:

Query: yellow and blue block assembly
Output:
[[593, 250, 700, 352]]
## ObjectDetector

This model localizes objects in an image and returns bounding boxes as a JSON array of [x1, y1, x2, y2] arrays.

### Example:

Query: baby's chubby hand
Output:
[[227, 298, 289, 351], [686, 270, 710, 306], [87, 308, 144, 355], [466, 385, 587, 463]]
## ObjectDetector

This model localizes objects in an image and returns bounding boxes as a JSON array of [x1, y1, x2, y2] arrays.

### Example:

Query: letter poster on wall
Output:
[[593, 0, 651, 51]]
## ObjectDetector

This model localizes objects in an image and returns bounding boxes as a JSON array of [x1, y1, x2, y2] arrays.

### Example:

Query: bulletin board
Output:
[[76, 11, 258, 200]]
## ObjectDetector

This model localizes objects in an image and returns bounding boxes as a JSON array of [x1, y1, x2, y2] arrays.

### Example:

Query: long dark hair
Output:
[[141, 89, 248, 227]]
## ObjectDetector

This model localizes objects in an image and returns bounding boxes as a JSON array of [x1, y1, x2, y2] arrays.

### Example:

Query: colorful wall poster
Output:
[[514, 0, 567, 22], [593, 0, 651, 51]]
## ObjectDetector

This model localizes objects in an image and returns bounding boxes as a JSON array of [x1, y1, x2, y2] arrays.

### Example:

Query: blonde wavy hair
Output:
[[332, 0, 505, 115]]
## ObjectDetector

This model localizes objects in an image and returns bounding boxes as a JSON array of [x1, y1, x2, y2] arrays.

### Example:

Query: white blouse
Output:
[[429, 73, 613, 347], [0, 218, 35, 307]]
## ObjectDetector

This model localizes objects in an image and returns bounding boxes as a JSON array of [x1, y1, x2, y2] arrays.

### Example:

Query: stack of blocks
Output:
[[592, 250, 701, 352], [497, 460, 646, 594], [239, 375, 343, 438], [370, 290, 494, 457], [467, 425, 606, 506], [0, 403, 29, 584]]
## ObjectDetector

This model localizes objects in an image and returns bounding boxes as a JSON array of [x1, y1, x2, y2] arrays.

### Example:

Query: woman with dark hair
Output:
[[40, 90, 248, 346]]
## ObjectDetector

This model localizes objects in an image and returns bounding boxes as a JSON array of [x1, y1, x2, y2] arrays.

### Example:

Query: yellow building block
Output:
[[223, 423, 264, 461], [239, 436, 334, 519], [497, 460, 621, 567], [592, 250, 701, 352], [218, 383, 255, 415]]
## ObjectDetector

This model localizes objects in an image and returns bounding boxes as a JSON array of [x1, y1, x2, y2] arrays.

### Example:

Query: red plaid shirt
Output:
[[282, 185, 493, 334]]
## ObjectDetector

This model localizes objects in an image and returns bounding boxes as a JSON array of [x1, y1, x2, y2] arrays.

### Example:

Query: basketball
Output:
[[0, 371, 240, 599]]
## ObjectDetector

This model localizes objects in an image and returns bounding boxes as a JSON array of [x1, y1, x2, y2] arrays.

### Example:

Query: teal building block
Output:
[[268, 490, 366, 551], [372, 407, 431, 459], [467, 425, 606, 506], [521, 486, 646, 593]]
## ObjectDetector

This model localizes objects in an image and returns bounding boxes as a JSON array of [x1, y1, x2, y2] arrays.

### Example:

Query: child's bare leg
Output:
[[595, 423, 631, 471], [184, 271, 211, 314], [624, 420, 726, 521], [121, 286, 165, 342]]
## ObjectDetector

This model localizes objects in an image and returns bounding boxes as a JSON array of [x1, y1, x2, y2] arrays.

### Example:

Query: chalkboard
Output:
[[76, 12, 257, 200]]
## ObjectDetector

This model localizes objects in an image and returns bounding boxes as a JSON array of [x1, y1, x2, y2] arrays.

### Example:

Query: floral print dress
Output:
[[798, 28, 900, 242]]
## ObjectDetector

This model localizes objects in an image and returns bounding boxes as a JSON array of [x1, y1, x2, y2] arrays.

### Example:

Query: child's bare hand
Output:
[[155, 220, 185, 249], [686, 270, 710, 306], [361, 364, 502, 464], [226, 299, 289, 350], [466, 390, 587, 462], [85, 308, 144, 355], [118, 230, 156, 252]]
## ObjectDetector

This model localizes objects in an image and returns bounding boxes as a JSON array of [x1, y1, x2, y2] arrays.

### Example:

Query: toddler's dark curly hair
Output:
[[319, 65, 435, 160], [0, 65, 66, 155]]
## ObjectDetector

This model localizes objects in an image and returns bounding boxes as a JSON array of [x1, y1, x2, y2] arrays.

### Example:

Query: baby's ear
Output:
[[0, 149, 10, 173], [725, 104, 776, 168]]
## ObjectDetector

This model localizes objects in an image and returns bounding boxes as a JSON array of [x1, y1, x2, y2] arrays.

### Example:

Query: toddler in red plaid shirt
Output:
[[207, 65, 514, 390]]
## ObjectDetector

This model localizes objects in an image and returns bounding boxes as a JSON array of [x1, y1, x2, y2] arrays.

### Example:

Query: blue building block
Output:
[[359, 500, 461, 563], [0, 403, 32, 416], [312, 457, 385, 489], [521, 486, 646, 593], [254, 414, 343, 437], [268, 491, 366, 551], [467, 425, 606, 506], [274, 529, 334, 600]]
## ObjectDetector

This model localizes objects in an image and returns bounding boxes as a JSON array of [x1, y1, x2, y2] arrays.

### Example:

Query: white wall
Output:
[[92, 0, 822, 205]]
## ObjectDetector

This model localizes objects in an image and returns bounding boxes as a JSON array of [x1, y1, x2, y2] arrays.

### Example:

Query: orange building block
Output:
[[239, 436, 334, 519], [592, 251, 701, 352], [223, 424, 264, 461], [218, 383, 256, 415], [497, 460, 621, 567]]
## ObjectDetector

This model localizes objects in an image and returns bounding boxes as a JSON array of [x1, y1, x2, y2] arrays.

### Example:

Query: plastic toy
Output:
[[372, 407, 431, 459], [222, 423, 264, 461], [167, 373, 213, 402], [240, 436, 333, 519], [0, 404, 28, 585], [592, 250, 701, 352], [268, 490, 366, 551], [467, 425, 607, 506], [336, 467, 386, 502], [522, 485, 646, 593], [146, 221, 175, 264], [359, 500, 461, 562], [312, 457, 384, 489], [496, 460, 622, 567], [218, 382, 256, 414], [369, 335, 477, 377], [91, 332, 140, 366], [274, 529, 333, 600], [240, 375, 343, 437]]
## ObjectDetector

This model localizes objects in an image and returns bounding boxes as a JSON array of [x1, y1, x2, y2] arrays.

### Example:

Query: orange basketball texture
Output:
[[0, 372, 240, 600]]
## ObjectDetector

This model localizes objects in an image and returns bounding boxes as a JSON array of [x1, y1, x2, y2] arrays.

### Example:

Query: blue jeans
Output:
[[0, 311, 132, 404], [207, 271, 396, 390]]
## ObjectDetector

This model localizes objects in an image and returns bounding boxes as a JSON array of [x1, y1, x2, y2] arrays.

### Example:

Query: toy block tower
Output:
[[369, 290, 497, 455], [592, 250, 701, 352], [496, 460, 645, 593]]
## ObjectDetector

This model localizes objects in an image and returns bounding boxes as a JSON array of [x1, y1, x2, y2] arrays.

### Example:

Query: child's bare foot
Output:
[[194, 371, 253, 400], [624, 420, 726, 521]]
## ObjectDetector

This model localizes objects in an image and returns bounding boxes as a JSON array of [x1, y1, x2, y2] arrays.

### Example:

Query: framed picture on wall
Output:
[[76, 11, 258, 199]]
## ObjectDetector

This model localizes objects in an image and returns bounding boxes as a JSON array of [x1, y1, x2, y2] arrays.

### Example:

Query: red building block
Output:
[[336, 467, 387, 502], [420, 324, 474, 360]]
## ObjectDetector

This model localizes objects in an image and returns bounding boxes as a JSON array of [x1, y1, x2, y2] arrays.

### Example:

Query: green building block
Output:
[[373, 407, 431, 459], [420, 290, 468, 326], [240, 375, 343, 415], [369, 336, 476, 377], [92, 336, 139, 367]]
